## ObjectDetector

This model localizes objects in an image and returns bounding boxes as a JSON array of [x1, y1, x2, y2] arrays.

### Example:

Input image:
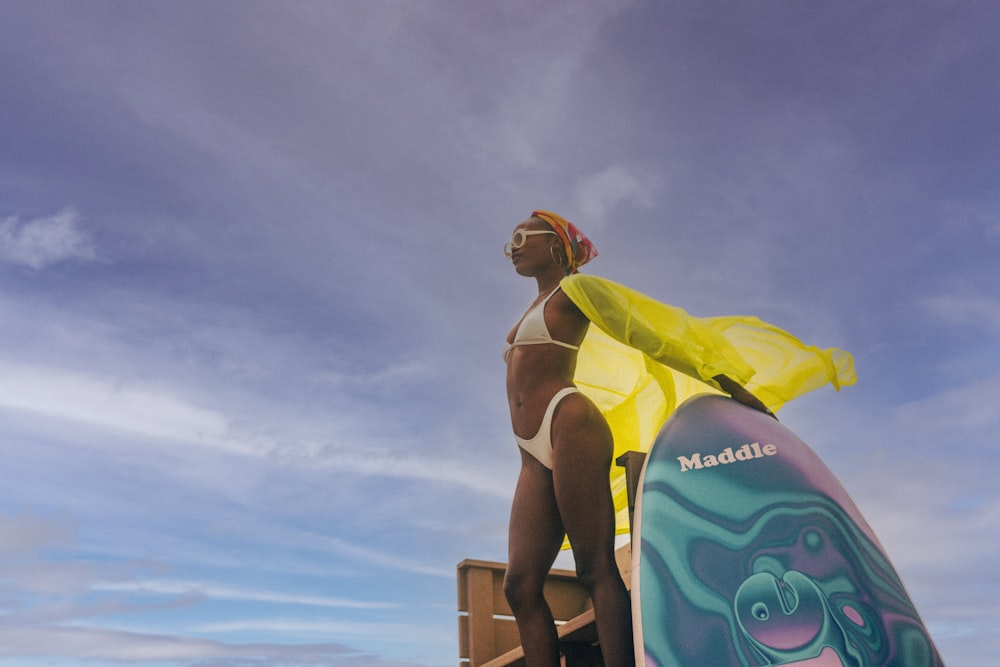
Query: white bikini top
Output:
[[503, 287, 581, 363]]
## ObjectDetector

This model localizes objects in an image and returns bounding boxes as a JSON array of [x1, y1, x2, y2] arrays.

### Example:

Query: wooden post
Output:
[[616, 450, 647, 535]]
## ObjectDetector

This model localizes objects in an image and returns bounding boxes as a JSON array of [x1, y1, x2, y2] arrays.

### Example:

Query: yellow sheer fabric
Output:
[[560, 274, 856, 537]]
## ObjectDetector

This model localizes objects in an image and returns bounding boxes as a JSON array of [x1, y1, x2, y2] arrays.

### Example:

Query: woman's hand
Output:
[[713, 375, 778, 420]]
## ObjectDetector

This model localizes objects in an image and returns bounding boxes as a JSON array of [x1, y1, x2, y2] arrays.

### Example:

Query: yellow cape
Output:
[[560, 274, 856, 537]]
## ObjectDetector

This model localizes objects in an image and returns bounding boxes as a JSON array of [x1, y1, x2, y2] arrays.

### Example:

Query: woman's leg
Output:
[[504, 449, 566, 667], [551, 394, 635, 667]]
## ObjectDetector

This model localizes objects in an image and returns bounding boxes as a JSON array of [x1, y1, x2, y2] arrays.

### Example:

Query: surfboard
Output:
[[631, 394, 944, 667]]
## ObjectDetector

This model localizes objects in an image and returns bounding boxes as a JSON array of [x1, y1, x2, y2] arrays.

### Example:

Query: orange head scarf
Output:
[[531, 210, 597, 273]]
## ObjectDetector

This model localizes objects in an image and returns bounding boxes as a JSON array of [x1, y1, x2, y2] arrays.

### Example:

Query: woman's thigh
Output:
[[506, 450, 566, 582], [549, 394, 617, 562]]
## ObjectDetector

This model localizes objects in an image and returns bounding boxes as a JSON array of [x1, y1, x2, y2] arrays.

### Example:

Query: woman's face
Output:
[[507, 218, 560, 275]]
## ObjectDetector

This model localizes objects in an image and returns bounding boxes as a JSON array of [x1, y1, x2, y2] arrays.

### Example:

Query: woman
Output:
[[501, 211, 777, 667], [501, 210, 858, 666]]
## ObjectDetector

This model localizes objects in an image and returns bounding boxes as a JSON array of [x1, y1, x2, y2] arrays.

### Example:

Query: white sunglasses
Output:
[[504, 229, 556, 257]]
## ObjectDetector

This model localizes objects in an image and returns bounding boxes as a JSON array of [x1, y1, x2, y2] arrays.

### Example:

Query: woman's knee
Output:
[[503, 567, 546, 612], [572, 551, 619, 592]]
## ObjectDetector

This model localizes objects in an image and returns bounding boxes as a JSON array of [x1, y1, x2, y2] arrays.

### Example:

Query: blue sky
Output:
[[1, 1, 998, 665]]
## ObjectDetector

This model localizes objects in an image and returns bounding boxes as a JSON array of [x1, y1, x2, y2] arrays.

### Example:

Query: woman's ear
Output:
[[549, 242, 566, 268]]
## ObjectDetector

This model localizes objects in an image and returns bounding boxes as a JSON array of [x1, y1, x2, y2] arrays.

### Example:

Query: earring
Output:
[[550, 246, 566, 267]]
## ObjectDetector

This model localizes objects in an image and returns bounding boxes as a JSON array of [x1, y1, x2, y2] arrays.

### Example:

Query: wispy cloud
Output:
[[265, 440, 513, 500], [0, 207, 95, 269], [0, 361, 237, 451], [323, 536, 455, 579], [321, 359, 437, 393], [923, 294, 1000, 334], [197, 617, 427, 641], [0, 357, 510, 503], [449, 5, 630, 168], [2, 2, 999, 665], [0, 625, 363, 664], [574, 164, 661, 226], [892, 374, 1000, 438], [92, 579, 399, 610]]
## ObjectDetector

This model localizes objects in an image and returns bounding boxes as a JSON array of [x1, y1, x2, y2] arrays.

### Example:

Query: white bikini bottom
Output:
[[513, 387, 581, 469]]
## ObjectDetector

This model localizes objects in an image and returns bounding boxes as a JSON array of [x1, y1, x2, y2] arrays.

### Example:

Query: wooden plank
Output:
[[481, 645, 525, 667], [480, 608, 599, 667], [459, 559, 589, 665], [486, 567, 510, 616], [458, 560, 590, 620], [457, 559, 506, 614], [493, 618, 521, 655], [459, 542, 634, 666], [541, 578, 591, 620], [556, 607, 597, 645], [458, 615, 469, 658], [465, 566, 499, 663]]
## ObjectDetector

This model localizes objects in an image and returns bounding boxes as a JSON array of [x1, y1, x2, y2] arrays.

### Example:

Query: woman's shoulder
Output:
[[560, 272, 618, 294], [560, 273, 635, 309]]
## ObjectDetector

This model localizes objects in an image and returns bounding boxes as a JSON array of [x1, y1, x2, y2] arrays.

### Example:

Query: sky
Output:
[[0, 1, 998, 665]]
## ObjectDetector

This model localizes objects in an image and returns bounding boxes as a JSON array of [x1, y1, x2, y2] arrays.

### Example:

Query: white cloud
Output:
[[449, 5, 631, 168], [892, 374, 1000, 438], [0, 360, 237, 451], [0, 207, 96, 269], [0, 625, 360, 663], [272, 443, 513, 500], [197, 617, 423, 640], [923, 294, 1000, 334], [324, 536, 454, 579], [573, 164, 660, 226], [322, 359, 436, 392], [0, 358, 512, 498], [92, 579, 398, 610]]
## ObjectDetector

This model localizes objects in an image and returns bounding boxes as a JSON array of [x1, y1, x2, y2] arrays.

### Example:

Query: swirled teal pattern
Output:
[[636, 395, 944, 667]]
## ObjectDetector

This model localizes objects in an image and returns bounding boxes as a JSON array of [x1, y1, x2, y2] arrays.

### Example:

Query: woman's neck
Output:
[[534, 269, 567, 295]]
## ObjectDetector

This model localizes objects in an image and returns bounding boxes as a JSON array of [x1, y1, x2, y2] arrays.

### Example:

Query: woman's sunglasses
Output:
[[504, 229, 556, 257]]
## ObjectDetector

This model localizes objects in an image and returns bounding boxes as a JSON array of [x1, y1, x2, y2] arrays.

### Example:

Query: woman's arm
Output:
[[561, 274, 757, 386]]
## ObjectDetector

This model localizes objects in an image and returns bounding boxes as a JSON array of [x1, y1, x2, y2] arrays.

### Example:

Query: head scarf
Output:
[[531, 210, 597, 273]]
